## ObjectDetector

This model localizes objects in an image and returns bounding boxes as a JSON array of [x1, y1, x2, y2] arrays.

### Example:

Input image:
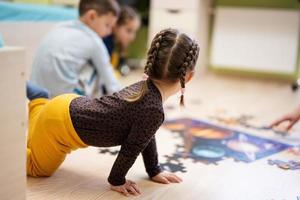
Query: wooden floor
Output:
[[27, 71, 300, 200]]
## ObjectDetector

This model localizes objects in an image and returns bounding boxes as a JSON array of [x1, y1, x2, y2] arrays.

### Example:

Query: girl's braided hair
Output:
[[126, 28, 199, 106]]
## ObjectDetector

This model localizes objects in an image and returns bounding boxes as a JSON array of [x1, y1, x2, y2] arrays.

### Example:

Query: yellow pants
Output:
[[26, 94, 88, 177]]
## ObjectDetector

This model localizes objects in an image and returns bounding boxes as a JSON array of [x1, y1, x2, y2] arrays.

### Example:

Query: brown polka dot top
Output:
[[69, 80, 164, 186]]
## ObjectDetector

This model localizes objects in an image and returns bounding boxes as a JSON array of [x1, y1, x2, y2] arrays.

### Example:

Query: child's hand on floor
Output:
[[151, 172, 183, 184], [270, 106, 300, 131], [110, 180, 141, 197]]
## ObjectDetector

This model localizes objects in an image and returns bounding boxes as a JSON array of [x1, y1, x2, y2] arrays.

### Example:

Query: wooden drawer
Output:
[[151, 0, 199, 11], [149, 9, 199, 42]]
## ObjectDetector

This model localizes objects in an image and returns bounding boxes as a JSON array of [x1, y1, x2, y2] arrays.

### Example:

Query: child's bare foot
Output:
[[151, 172, 183, 184]]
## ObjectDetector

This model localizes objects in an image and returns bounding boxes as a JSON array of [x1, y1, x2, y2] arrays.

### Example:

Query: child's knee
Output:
[[27, 150, 53, 177]]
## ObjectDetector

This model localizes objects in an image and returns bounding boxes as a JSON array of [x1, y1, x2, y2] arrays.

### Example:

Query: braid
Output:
[[125, 28, 200, 105], [180, 41, 199, 107], [144, 31, 165, 77], [125, 30, 166, 102]]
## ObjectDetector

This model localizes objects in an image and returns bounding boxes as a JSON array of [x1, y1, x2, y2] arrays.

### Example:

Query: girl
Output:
[[103, 5, 141, 76], [26, 28, 199, 196], [85, 5, 140, 96]]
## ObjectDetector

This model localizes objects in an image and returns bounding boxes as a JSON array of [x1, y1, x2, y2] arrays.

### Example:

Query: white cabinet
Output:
[[151, 0, 200, 10], [149, 10, 199, 40], [0, 47, 26, 200], [148, 0, 212, 70], [149, 0, 200, 43], [210, 7, 300, 76]]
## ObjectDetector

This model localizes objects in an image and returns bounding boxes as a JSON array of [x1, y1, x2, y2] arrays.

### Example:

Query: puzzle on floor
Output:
[[268, 159, 300, 170], [266, 145, 300, 170], [163, 118, 291, 164], [98, 146, 188, 173], [99, 148, 119, 156], [209, 115, 288, 136], [160, 161, 187, 173], [98, 118, 293, 173]]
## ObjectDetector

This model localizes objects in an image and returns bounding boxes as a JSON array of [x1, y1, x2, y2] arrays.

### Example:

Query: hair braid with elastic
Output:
[[126, 30, 167, 102], [144, 30, 166, 77], [179, 42, 199, 106], [125, 28, 200, 104]]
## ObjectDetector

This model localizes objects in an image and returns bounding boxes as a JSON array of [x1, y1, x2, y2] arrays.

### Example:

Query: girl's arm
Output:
[[141, 136, 162, 178], [107, 107, 164, 186], [141, 136, 182, 185]]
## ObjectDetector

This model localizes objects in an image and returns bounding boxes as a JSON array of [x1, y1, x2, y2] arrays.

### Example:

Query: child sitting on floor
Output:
[[26, 28, 199, 196], [30, 0, 121, 97], [86, 5, 140, 95], [103, 5, 141, 76]]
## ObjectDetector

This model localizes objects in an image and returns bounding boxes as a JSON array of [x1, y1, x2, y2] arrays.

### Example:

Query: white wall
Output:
[[0, 22, 56, 79]]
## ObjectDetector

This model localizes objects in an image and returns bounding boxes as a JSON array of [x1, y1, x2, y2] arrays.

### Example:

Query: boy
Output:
[[30, 0, 121, 97]]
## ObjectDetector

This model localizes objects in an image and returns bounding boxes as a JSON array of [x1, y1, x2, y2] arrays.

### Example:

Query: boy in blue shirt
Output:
[[31, 0, 121, 97]]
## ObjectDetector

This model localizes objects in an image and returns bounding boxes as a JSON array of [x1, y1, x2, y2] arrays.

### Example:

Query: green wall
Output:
[[216, 0, 300, 9], [127, 26, 148, 59]]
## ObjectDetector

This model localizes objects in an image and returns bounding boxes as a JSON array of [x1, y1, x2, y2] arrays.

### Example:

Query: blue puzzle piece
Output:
[[268, 159, 300, 170]]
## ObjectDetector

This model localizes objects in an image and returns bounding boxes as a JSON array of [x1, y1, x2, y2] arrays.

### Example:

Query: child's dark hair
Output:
[[115, 6, 140, 55], [126, 28, 199, 106], [79, 0, 120, 17], [117, 6, 140, 26]]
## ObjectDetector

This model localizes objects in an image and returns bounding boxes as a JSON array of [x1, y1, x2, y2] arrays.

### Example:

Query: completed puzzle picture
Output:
[[163, 118, 291, 164]]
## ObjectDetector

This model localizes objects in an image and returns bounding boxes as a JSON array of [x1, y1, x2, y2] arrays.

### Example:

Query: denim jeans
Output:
[[26, 82, 50, 100]]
